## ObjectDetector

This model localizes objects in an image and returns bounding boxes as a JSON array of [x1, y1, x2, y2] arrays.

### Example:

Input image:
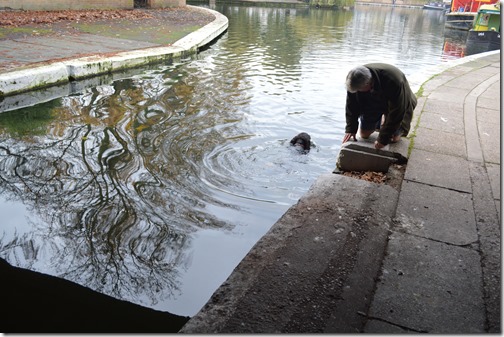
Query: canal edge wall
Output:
[[0, 6, 228, 98]]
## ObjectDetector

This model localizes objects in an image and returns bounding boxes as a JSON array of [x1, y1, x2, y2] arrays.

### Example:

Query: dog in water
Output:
[[290, 132, 311, 153]]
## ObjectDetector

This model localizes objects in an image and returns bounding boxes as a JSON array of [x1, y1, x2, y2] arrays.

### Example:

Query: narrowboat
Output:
[[444, 0, 499, 31], [466, 3, 501, 55]]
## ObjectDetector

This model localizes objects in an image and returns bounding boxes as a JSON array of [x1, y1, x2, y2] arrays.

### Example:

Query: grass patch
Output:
[[73, 22, 201, 45], [416, 85, 424, 98], [0, 27, 53, 39]]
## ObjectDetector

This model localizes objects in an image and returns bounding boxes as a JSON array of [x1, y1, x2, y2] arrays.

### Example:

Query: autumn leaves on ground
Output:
[[0, 7, 215, 42], [0, 9, 154, 27]]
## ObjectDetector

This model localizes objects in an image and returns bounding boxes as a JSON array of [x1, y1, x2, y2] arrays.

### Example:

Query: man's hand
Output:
[[342, 133, 357, 143], [374, 140, 386, 149]]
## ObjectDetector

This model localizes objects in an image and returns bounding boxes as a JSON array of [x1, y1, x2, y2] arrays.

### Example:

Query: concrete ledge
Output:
[[336, 141, 399, 173], [0, 6, 228, 97], [65, 46, 186, 80], [335, 136, 409, 173], [0, 63, 70, 97], [181, 173, 399, 333], [174, 7, 229, 49], [337, 145, 397, 172]]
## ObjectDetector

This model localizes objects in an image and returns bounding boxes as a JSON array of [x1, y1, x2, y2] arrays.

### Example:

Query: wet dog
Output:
[[290, 132, 311, 153]]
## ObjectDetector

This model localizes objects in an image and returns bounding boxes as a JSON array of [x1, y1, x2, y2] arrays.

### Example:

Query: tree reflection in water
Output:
[[0, 64, 243, 308]]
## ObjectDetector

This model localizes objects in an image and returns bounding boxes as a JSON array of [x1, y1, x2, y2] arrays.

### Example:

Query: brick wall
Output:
[[0, 0, 134, 10]]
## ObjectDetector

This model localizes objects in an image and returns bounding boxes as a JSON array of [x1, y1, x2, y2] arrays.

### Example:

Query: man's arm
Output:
[[377, 83, 407, 145], [343, 92, 360, 143], [345, 92, 360, 134]]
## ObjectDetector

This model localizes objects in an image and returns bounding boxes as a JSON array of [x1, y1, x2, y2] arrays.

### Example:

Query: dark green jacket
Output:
[[345, 63, 417, 145]]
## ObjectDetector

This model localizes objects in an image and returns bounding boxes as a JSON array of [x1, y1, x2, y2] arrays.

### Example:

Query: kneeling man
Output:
[[343, 63, 417, 150]]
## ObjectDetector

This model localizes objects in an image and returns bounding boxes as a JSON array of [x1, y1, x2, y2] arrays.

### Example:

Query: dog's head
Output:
[[290, 132, 311, 152]]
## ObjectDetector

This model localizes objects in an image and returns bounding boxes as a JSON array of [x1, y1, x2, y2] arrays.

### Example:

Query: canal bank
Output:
[[180, 50, 501, 333], [0, 6, 228, 98]]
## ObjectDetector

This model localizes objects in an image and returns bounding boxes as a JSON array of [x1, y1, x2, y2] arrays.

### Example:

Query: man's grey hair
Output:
[[346, 66, 372, 93]]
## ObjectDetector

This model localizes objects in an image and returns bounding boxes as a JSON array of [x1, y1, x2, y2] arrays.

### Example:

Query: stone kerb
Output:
[[65, 46, 186, 81], [335, 135, 409, 173], [0, 63, 70, 98], [0, 47, 185, 97]]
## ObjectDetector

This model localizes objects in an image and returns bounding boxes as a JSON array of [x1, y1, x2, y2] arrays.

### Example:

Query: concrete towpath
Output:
[[181, 51, 501, 333], [365, 51, 501, 333]]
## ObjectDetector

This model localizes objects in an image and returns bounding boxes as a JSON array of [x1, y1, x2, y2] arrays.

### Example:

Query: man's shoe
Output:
[[390, 134, 401, 143]]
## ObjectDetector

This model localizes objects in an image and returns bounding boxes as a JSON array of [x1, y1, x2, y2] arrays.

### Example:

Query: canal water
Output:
[[0, 4, 462, 317]]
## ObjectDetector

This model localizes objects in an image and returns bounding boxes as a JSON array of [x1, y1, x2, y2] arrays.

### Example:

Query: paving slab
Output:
[[0, 40, 71, 62], [0, 40, 65, 63], [413, 126, 467, 157], [442, 64, 475, 75], [12, 37, 124, 56], [366, 231, 485, 333], [0, 40, 32, 50], [420, 73, 459, 93], [421, 98, 463, 117], [19, 34, 159, 53], [5, 36, 137, 63], [476, 67, 501, 79], [477, 107, 500, 124], [404, 149, 472, 193], [395, 180, 477, 245], [417, 111, 464, 134], [478, 95, 501, 110], [477, 120, 501, 164], [480, 79, 501, 97], [443, 71, 494, 90], [462, 54, 500, 68], [51, 33, 160, 49], [427, 86, 471, 104]]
